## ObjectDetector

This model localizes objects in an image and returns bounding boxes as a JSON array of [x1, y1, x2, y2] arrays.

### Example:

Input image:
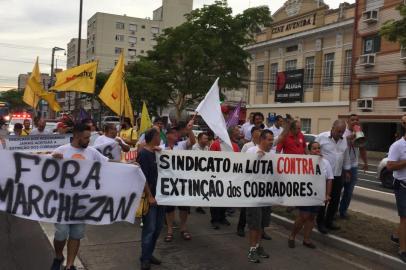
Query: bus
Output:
[[0, 102, 10, 122]]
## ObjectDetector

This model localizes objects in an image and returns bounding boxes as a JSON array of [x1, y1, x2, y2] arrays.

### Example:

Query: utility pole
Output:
[[74, 0, 83, 120]]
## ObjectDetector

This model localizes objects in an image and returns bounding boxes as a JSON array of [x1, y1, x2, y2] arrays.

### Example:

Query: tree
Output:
[[380, 4, 406, 46], [132, 0, 272, 119], [126, 58, 171, 116], [0, 89, 26, 110]]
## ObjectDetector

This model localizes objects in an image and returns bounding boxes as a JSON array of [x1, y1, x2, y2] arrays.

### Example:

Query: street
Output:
[[351, 160, 398, 222], [0, 206, 394, 270]]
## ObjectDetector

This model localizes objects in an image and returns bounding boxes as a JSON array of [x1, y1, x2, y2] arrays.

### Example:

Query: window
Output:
[[270, 63, 278, 94], [323, 53, 335, 87], [115, 34, 124, 41], [116, 22, 124, 29], [114, 47, 123, 54], [301, 118, 311, 134], [286, 45, 298, 53], [128, 49, 136, 56], [304, 57, 315, 90], [141, 25, 146, 29], [141, 50, 145, 54], [129, 24, 137, 31], [343, 50, 352, 85], [285, 59, 297, 71], [399, 77, 406, 97], [363, 35, 380, 54], [256, 65, 264, 95], [151, 27, 160, 34], [128, 36, 137, 43], [360, 80, 378, 98], [141, 37, 145, 41]]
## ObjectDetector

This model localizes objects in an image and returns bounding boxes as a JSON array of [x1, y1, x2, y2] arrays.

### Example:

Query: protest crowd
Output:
[[4, 102, 406, 270]]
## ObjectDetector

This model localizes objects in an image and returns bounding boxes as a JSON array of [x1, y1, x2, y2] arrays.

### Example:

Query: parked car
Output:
[[377, 155, 394, 189]]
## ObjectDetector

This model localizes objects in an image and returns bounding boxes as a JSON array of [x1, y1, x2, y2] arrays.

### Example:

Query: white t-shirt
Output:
[[93, 135, 126, 146], [52, 143, 109, 162], [192, 143, 209, 151], [269, 125, 283, 139], [241, 122, 254, 141], [344, 128, 359, 168], [165, 139, 189, 151], [241, 141, 256, 153], [30, 128, 52, 135], [321, 158, 334, 181], [388, 138, 406, 181], [246, 145, 275, 155]]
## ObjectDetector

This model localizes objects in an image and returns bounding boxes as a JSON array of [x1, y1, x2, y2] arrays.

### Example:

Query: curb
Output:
[[271, 213, 405, 270]]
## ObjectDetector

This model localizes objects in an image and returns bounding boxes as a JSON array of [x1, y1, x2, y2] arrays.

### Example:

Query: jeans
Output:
[[54, 224, 86, 241], [339, 167, 358, 216], [140, 205, 165, 263], [237, 208, 246, 229], [210, 207, 226, 223], [317, 176, 343, 227]]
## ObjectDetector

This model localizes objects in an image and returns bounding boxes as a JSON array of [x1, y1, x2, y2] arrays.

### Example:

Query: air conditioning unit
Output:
[[399, 97, 406, 109], [360, 53, 376, 67], [362, 9, 379, 24], [401, 46, 406, 62], [357, 98, 373, 111]]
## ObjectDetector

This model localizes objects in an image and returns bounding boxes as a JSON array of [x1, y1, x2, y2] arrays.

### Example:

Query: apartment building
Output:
[[86, 0, 193, 72], [246, 0, 354, 134], [67, 38, 87, 68], [351, 0, 406, 151]]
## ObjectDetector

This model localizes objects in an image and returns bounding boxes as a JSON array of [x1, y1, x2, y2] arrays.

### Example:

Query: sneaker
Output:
[[391, 234, 400, 245], [50, 257, 64, 270], [141, 261, 151, 270], [150, 256, 161, 265], [398, 251, 406, 263], [64, 266, 77, 270], [248, 248, 260, 263], [317, 225, 328, 234], [257, 246, 270, 258]]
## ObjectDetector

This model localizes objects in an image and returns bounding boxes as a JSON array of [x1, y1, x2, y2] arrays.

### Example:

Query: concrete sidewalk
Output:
[[68, 209, 388, 270]]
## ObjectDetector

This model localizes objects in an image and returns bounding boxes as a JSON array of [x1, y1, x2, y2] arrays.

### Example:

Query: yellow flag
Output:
[[51, 61, 97, 93], [99, 52, 133, 122], [27, 76, 61, 112], [139, 101, 152, 134], [23, 57, 41, 108]]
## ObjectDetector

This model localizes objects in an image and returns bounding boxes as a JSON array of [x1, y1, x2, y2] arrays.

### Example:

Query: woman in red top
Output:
[[276, 120, 306, 154]]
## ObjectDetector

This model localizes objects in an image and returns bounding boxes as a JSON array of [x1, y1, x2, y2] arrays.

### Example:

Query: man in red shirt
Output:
[[276, 120, 306, 154], [210, 126, 240, 229]]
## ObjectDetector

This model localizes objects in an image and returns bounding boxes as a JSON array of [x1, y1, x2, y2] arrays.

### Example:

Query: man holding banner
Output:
[[50, 123, 109, 270], [94, 123, 130, 161], [245, 129, 274, 263]]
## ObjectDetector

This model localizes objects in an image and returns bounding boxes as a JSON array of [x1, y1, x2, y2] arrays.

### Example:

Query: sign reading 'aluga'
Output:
[[275, 69, 304, 103], [4, 134, 71, 152], [156, 150, 326, 207], [0, 150, 146, 225]]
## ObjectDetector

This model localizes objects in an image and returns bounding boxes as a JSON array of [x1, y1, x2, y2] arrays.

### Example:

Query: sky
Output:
[[0, 0, 354, 91]]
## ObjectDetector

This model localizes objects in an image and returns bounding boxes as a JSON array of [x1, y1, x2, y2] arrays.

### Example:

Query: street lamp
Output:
[[50, 46, 65, 88]]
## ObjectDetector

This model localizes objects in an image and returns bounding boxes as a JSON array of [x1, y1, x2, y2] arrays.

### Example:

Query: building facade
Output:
[[86, 0, 193, 72], [67, 38, 87, 68], [351, 0, 406, 151], [246, 0, 354, 134]]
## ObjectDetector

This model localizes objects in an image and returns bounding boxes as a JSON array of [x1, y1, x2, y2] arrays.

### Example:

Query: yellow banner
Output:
[[51, 61, 97, 93]]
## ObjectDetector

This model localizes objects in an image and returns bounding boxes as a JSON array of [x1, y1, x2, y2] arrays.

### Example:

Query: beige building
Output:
[[246, 0, 354, 134], [86, 0, 193, 72], [67, 38, 87, 68]]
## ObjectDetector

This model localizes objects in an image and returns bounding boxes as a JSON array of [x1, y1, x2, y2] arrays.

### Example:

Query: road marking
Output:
[[355, 185, 394, 196], [358, 170, 377, 174], [357, 177, 381, 184]]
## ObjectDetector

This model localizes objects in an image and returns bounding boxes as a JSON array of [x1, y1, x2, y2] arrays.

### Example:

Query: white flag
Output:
[[196, 78, 232, 148]]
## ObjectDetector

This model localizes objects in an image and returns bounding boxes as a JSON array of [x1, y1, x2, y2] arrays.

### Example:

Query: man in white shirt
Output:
[[387, 114, 406, 263], [339, 114, 368, 219], [315, 119, 351, 233], [268, 115, 284, 144], [241, 112, 254, 142], [30, 118, 52, 135], [50, 123, 109, 270], [93, 123, 130, 161], [192, 132, 209, 151], [245, 130, 274, 263]]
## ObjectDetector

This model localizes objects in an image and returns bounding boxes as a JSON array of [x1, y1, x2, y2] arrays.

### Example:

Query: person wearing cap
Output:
[[55, 122, 68, 134]]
